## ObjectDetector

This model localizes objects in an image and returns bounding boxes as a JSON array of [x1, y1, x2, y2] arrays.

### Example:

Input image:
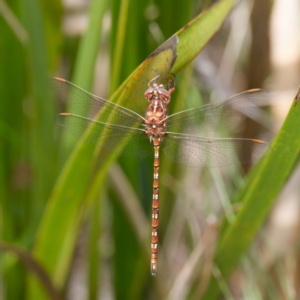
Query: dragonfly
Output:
[[52, 75, 269, 276]]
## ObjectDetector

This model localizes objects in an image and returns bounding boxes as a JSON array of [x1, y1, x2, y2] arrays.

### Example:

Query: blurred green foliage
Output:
[[1, 0, 300, 299]]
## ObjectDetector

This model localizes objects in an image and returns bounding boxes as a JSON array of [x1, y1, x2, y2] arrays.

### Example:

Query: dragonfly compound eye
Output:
[[144, 87, 155, 101]]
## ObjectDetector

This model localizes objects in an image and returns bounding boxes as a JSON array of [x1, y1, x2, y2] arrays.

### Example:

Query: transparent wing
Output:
[[52, 77, 152, 157], [57, 113, 153, 157], [51, 77, 145, 129], [163, 132, 269, 167], [166, 89, 269, 135]]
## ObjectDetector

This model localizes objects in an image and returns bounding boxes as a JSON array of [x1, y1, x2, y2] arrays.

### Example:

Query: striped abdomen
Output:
[[150, 139, 160, 275]]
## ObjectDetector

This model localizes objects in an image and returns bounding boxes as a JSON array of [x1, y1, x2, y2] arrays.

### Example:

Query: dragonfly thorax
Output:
[[144, 99, 168, 140], [145, 98, 168, 123], [144, 76, 174, 141]]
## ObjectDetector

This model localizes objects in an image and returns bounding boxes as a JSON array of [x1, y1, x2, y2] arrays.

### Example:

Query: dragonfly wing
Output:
[[166, 89, 270, 135], [162, 132, 270, 167], [57, 113, 152, 157], [51, 77, 145, 129]]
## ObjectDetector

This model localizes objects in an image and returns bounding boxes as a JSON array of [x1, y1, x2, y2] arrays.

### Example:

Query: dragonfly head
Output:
[[144, 83, 171, 104]]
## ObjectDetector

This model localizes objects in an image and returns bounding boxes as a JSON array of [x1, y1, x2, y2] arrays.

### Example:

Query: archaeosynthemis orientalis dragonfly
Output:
[[52, 75, 269, 275]]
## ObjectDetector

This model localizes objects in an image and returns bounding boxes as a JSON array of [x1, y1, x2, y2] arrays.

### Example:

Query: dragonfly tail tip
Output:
[[150, 263, 157, 276]]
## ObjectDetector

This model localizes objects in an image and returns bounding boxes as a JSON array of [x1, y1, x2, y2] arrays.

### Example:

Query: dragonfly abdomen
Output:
[[151, 139, 160, 275]]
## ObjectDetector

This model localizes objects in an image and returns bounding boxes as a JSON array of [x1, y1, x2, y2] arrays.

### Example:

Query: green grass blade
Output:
[[72, 0, 108, 90], [110, 0, 129, 92], [0, 2, 27, 298], [87, 200, 101, 300], [62, 0, 108, 154], [202, 92, 300, 299], [22, 0, 57, 239], [155, 0, 194, 38]]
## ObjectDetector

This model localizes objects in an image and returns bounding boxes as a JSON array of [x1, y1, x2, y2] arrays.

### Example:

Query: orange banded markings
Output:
[[152, 199, 159, 208], [152, 216, 159, 227], [59, 113, 72, 117], [152, 236, 158, 243]]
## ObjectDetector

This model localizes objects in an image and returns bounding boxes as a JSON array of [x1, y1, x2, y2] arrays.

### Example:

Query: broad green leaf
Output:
[[202, 91, 300, 299]]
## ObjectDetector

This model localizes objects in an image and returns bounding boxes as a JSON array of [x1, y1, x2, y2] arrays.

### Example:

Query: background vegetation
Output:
[[1, 0, 300, 299]]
